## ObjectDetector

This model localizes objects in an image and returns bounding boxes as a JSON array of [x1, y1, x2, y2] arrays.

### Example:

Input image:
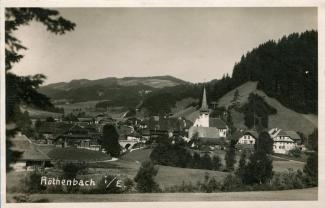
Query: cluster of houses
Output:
[[11, 86, 307, 172], [187, 86, 304, 154]]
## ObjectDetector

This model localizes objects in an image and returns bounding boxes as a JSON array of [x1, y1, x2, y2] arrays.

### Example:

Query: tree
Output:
[[212, 155, 222, 171], [200, 153, 212, 170], [307, 128, 318, 151], [134, 161, 160, 193], [255, 131, 273, 154], [46, 116, 55, 122], [192, 152, 201, 168], [6, 8, 75, 171], [101, 124, 121, 157], [23, 171, 47, 193], [303, 129, 318, 186], [225, 140, 236, 171], [61, 163, 86, 193], [242, 151, 273, 185], [235, 150, 247, 181], [304, 152, 318, 186]]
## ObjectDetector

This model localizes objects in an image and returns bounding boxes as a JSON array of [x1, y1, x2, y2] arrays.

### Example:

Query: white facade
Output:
[[218, 128, 227, 138], [273, 136, 296, 154], [237, 134, 256, 145], [193, 112, 209, 127], [269, 128, 298, 154]]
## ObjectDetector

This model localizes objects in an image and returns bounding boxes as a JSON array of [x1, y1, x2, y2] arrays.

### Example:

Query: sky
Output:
[[11, 7, 317, 85]]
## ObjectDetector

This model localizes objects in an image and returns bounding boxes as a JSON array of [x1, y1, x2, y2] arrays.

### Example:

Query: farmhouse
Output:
[[269, 128, 301, 154], [235, 130, 258, 150], [148, 116, 191, 140], [11, 133, 51, 171], [38, 122, 74, 144], [54, 124, 101, 151]]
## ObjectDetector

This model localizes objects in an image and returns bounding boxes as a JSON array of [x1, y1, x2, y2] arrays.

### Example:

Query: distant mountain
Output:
[[39, 75, 189, 105], [42, 75, 187, 91]]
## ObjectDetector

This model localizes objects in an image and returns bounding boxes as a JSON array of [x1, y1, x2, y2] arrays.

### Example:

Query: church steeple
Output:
[[200, 86, 209, 112]]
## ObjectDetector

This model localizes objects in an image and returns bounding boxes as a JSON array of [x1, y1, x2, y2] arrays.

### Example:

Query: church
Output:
[[188, 86, 228, 140]]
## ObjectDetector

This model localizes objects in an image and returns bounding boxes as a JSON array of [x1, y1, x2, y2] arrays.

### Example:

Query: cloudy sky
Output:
[[12, 7, 317, 84]]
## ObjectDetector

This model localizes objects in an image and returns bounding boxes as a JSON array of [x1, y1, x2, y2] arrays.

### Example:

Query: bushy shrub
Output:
[[134, 161, 160, 193], [221, 174, 243, 192], [289, 147, 302, 158], [271, 169, 305, 190], [22, 171, 47, 193]]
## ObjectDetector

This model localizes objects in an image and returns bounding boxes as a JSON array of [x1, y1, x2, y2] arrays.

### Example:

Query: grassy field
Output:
[[55, 100, 126, 118], [21, 107, 63, 119], [6, 148, 305, 196], [217, 81, 317, 135], [47, 147, 112, 161], [7, 187, 317, 202], [121, 148, 153, 162]]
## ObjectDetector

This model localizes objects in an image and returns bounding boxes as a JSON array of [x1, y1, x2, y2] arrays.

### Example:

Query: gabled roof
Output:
[[269, 128, 301, 142], [277, 129, 289, 137], [209, 118, 227, 129], [284, 130, 301, 141], [11, 133, 50, 161], [245, 130, 259, 139]]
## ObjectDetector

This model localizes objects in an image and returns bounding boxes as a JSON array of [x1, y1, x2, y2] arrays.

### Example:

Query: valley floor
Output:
[[7, 187, 317, 202]]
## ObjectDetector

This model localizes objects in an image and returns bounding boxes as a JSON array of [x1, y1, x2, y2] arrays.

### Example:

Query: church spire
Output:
[[200, 86, 209, 112]]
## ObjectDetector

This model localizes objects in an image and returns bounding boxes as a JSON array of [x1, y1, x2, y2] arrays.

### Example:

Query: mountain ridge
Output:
[[43, 75, 188, 91]]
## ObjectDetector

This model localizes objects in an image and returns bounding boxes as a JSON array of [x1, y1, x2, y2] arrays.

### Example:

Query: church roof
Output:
[[209, 118, 227, 129], [200, 86, 209, 112]]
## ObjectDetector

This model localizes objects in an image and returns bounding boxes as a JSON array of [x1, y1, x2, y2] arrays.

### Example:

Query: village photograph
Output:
[[4, 7, 318, 202]]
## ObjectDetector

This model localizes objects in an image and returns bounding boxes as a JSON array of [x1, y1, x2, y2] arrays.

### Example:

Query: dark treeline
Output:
[[232, 30, 317, 114], [150, 142, 223, 171]]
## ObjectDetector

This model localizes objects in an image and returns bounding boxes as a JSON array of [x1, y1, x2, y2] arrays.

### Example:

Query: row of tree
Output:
[[150, 142, 222, 171]]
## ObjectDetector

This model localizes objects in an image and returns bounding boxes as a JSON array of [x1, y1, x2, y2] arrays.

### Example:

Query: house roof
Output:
[[276, 129, 289, 137], [11, 133, 50, 161], [269, 128, 301, 142], [209, 118, 227, 129], [284, 130, 301, 141], [245, 130, 259, 139]]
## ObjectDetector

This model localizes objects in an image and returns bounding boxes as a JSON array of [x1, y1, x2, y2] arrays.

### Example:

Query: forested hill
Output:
[[231, 30, 317, 114], [142, 30, 317, 116]]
